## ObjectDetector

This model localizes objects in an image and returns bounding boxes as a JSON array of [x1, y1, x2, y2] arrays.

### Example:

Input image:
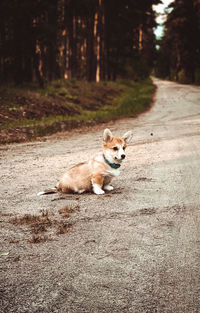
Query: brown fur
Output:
[[38, 128, 132, 196]]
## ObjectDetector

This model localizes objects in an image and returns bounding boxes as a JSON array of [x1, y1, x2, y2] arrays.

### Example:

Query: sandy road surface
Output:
[[0, 78, 200, 313]]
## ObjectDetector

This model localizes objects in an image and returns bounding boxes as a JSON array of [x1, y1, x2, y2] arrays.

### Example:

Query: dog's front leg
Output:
[[92, 174, 105, 195], [103, 176, 114, 191]]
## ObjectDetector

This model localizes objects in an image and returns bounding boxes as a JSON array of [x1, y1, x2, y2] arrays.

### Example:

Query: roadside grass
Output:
[[0, 78, 156, 144], [79, 78, 155, 122]]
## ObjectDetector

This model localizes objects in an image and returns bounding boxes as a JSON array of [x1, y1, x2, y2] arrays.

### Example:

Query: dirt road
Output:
[[1, 78, 200, 313]]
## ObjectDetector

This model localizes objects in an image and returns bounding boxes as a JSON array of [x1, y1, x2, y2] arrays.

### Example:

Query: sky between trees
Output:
[[153, 0, 174, 38]]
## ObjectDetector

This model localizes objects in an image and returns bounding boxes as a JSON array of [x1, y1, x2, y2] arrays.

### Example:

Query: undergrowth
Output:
[[80, 78, 155, 122], [0, 78, 156, 144]]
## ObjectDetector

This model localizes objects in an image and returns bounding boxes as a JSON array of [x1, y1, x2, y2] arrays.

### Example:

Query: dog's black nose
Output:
[[121, 154, 126, 159]]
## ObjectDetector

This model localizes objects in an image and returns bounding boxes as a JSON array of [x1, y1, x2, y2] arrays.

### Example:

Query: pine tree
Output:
[[0, 0, 160, 85], [155, 0, 200, 83]]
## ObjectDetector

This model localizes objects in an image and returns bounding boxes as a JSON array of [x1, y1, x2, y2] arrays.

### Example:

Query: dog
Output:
[[38, 128, 132, 196]]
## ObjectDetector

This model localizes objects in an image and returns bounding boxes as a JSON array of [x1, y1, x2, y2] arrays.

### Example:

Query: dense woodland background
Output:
[[156, 0, 200, 84], [0, 0, 159, 86], [1, 0, 200, 87]]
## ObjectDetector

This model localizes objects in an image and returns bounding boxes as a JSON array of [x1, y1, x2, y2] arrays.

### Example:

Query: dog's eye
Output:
[[123, 146, 126, 150], [113, 147, 118, 151]]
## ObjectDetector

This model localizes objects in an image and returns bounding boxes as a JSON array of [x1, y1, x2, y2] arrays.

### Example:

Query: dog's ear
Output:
[[103, 128, 113, 142], [122, 130, 132, 143]]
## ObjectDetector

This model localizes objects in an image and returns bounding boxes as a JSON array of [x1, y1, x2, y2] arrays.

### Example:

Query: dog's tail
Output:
[[37, 187, 57, 196]]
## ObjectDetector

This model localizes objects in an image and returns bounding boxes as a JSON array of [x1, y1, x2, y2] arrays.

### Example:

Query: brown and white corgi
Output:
[[38, 128, 132, 196]]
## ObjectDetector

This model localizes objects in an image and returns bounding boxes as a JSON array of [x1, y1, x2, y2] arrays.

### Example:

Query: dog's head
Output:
[[103, 128, 132, 164]]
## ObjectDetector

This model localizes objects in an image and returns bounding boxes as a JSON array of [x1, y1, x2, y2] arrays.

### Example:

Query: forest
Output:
[[1, 0, 200, 144], [0, 0, 160, 86], [155, 0, 200, 84], [1, 0, 200, 86]]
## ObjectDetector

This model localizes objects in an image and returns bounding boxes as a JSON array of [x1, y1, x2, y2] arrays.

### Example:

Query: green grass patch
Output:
[[0, 78, 155, 144], [78, 78, 155, 122]]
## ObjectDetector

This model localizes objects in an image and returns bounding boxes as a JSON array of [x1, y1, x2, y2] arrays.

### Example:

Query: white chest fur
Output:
[[106, 167, 120, 177], [92, 154, 121, 177]]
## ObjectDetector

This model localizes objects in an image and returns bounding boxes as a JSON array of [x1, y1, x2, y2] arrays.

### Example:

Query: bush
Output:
[[195, 68, 200, 85], [177, 69, 190, 84]]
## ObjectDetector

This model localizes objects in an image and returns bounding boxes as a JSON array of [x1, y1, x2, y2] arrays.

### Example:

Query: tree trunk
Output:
[[86, 14, 96, 81], [0, 17, 6, 82], [104, 2, 111, 80], [13, 19, 23, 85], [47, 1, 59, 81]]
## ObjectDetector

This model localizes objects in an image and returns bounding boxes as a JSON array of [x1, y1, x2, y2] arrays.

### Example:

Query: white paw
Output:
[[104, 185, 114, 191], [37, 191, 44, 196], [95, 189, 105, 195], [93, 184, 105, 195], [78, 189, 85, 194]]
